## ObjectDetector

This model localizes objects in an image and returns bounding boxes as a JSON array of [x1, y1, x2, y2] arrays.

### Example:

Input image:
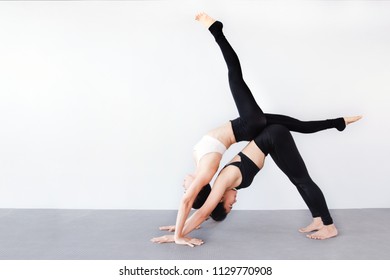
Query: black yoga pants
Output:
[[255, 124, 333, 225], [209, 21, 266, 141], [208, 21, 346, 140]]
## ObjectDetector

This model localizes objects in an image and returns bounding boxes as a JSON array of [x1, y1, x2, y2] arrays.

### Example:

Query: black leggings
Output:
[[204, 21, 339, 224], [209, 21, 266, 141], [208, 21, 346, 140], [255, 125, 333, 225]]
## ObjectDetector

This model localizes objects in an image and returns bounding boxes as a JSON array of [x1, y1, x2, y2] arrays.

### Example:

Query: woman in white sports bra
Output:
[[152, 13, 361, 247]]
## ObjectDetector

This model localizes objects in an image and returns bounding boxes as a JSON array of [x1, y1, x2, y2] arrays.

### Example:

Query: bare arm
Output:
[[174, 171, 213, 241], [181, 171, 238, 237], [152, 170, 216, 247], [153, 168, 236, 247], [182, 141, 262, 237]]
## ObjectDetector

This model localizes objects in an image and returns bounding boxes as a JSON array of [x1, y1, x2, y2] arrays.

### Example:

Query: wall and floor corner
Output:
[[0, 0, 389, 260]]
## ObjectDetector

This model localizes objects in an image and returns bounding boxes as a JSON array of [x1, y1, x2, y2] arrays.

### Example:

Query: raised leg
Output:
[[196, 13, 266, 141]]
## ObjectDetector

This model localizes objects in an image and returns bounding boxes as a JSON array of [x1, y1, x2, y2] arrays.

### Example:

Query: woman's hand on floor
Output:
[[174, 236, 204, 247], [150, 234, 175, 244], [151, 235, 204, 247], [159, 225, 176, 232], [159, 225, 201, 232]]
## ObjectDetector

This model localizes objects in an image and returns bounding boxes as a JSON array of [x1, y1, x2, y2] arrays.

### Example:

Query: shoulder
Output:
[[214, 165, 241, 190]]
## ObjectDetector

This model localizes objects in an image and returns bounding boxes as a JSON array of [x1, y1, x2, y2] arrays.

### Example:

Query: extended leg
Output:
[[265, 114, 362, 133], [265, 113, 345, 133]]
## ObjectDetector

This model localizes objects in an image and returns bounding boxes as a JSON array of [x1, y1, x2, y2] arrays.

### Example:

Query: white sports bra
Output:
[[193, 135, 227, 165]]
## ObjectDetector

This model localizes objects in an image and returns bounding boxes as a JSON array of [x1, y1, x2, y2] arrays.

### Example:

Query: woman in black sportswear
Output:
[[151, 13, 361, 247]]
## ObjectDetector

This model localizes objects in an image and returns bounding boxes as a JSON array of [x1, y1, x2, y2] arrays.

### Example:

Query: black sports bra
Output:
[[222, 152, 260, 190]]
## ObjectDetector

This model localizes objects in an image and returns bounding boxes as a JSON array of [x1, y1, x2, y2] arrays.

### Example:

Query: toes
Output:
[[306, 234, 319, 239], [306, 233, 326, 240]]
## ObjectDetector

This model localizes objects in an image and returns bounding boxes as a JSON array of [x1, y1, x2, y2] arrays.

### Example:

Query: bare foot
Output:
[[344, 115, 362, 126], [299, 217, 324, 233], [195, 12, 216, 29], [306, 224, 338, 240]]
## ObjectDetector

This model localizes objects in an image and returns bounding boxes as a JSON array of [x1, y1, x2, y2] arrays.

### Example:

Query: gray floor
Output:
[[0, 208, 389, 260]]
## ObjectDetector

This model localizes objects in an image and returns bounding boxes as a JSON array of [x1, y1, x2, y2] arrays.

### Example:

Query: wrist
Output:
[[174, 233, 184, 240]]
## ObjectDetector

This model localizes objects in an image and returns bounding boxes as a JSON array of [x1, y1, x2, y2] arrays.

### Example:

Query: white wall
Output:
[[0, 0, 389, 210]]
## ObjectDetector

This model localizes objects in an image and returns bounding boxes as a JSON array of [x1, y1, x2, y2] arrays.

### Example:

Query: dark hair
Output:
[[192, 184, 211, 209], [210, 202, 228, 221], [192, 184, 228, 222]]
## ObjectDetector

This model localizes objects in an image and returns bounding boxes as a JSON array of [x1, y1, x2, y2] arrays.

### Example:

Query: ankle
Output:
[[333, 117, 346, 131], [209, 21, 223, 39]]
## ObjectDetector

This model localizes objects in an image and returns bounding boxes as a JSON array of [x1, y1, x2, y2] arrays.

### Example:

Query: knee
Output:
[[290, 176, 315, 190]]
